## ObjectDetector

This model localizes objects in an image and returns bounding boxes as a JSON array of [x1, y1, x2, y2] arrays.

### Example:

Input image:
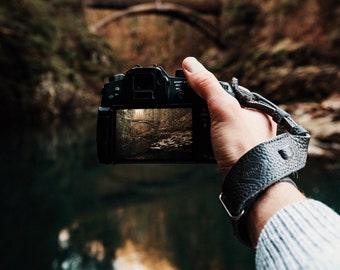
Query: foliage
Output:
[[0, 0, 119, 121]]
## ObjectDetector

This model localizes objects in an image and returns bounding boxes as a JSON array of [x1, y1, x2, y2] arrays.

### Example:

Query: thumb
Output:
[[182, 57, 232, 105]]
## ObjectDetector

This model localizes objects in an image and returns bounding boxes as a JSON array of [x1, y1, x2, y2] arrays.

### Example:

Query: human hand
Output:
[[182, 57, 277, 178]]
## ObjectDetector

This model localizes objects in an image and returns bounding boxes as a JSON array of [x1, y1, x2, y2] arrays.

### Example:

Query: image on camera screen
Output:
[[116, 108, 192, 161]]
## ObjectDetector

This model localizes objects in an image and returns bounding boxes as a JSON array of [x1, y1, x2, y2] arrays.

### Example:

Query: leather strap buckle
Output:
[[219, 193, 245, 220]]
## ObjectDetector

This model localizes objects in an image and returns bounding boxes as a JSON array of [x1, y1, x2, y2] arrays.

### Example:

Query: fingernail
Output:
[[183, 57, 205, 73]]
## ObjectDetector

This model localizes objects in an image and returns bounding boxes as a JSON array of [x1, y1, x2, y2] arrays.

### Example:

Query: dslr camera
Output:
[[97, 65, 234, 164]]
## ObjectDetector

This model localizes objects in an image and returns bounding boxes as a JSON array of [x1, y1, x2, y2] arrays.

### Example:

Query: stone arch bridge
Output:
[[128, 119, 160, 130], [87, 0, 226, 48]]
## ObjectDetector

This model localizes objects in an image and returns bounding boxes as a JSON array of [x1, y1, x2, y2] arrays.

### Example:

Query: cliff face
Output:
[[220, 0, 339, 101]]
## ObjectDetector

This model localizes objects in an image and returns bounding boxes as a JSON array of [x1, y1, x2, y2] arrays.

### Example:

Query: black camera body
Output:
[[97, 65, 234, 164]]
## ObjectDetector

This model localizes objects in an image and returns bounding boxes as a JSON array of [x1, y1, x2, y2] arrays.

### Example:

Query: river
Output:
[[1, 117, 339, 270]]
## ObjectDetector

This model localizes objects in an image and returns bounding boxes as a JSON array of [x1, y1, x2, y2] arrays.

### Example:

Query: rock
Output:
[[150, 131, 192, 150], [281, 94, 340, 159]]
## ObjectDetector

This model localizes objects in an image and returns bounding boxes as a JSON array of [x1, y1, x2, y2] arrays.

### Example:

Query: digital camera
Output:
[[97, 65, 234, 164]]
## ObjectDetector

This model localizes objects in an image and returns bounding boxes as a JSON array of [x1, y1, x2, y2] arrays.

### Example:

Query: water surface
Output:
[[1, 118, 339, 270]]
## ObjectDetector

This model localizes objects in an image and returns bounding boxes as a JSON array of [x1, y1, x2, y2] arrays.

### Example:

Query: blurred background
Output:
[[0, 0, 339, 269]]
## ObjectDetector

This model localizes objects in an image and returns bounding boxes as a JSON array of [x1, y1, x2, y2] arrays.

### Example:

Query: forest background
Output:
[[0, 0, 339, 157]]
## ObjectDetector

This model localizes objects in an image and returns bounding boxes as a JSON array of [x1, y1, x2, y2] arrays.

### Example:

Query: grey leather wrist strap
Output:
[[219, 78, 311, 247]]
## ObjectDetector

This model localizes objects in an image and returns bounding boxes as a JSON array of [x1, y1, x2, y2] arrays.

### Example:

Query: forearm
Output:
[[255, 199, 340, 269]]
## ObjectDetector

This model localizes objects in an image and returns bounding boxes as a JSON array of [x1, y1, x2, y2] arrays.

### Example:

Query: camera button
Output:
[[175, 69, 185, 78], [176, 91, 185, 100], [109, 74, 125, 82]]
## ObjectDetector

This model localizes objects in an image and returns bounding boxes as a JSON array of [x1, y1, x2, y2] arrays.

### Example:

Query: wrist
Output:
[[246, 181, 306, 247]]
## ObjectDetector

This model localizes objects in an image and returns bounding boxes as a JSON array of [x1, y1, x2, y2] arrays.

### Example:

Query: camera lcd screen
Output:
[[116, 108, 192, 161]]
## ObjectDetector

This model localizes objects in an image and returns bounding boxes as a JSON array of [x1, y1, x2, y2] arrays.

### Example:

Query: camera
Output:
[[97, 65, 234, 164]]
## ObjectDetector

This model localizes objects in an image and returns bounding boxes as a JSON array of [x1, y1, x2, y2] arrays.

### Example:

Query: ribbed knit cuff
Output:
[[255, 199, 340, 269]]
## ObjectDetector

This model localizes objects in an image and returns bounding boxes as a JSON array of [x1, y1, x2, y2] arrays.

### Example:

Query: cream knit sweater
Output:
[[256, 199, 340, 269]]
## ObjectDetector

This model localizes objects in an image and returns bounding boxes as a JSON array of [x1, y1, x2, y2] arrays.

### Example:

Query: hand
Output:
[[182, 57, 277, 177], [182, 57, 306, 247]]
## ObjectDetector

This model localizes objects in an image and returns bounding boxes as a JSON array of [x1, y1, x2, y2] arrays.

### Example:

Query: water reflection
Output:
[[1, 118, 339, 270], [51, 161, 252, 270], [113, 239, 176, 270]]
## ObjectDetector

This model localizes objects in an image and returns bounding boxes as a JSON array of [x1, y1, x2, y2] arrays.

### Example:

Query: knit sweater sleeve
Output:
[[255, 199, 340, 269]]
